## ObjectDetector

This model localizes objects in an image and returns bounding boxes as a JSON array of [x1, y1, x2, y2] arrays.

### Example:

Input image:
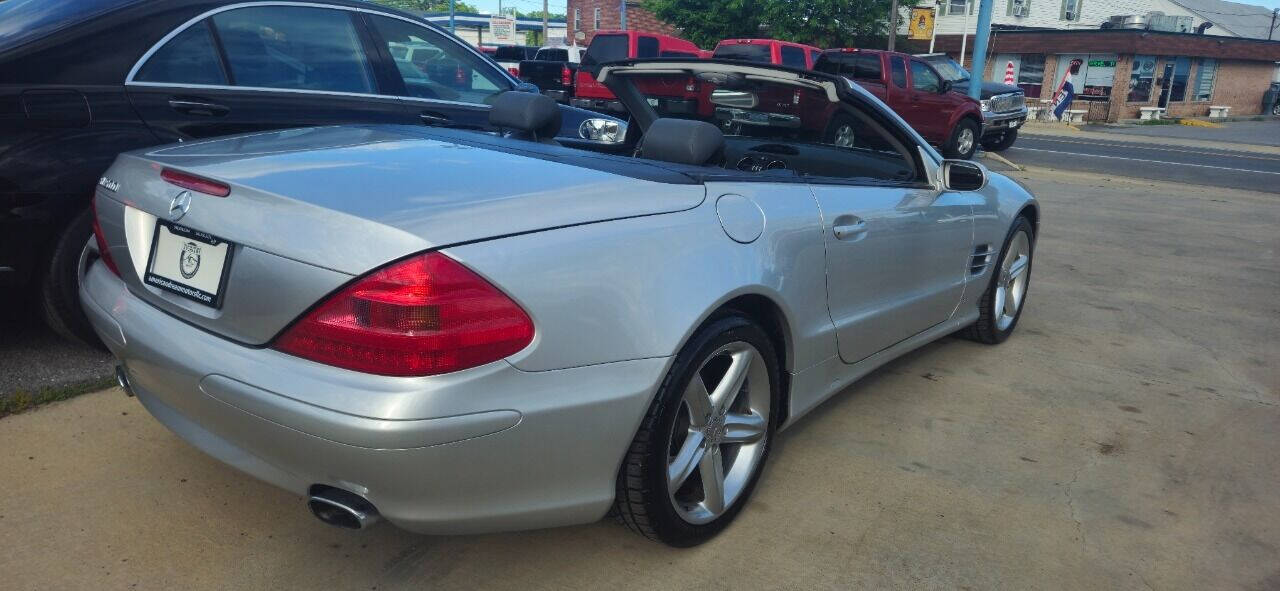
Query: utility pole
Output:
[[967, 0, 994, 100], [1270, 7, 1277, 41], [959, 0, 971, 66], [929, 0, 939, 53], [543, 0, 549, 43], [888, 0, 900, 51], [620, 0, 628, 30], [449, 0, 455, 32]]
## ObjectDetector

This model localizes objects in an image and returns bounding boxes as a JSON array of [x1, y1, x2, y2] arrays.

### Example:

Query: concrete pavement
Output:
[[1, 168, 1277, 590]]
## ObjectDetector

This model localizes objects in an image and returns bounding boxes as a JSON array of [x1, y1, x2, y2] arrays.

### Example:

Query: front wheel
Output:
[[1272, 102, 1280, 116], [40, 207, 103, 348], [825, 114, 857, 148], [963, 216, 1035, 344], [944, 118, 980, 159], [615, 314, 779, 546], [980, 128, 1018, 152]]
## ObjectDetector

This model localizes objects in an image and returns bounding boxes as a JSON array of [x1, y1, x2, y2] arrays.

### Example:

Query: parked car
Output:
[[84, 57, 1038, 546], [493, 45, 539, 77], [518, 46, 585, 103], [1264, 81, 1280, 116], [712, 38, 823, 69], [916, 53, 1028, 151], [815, 48, 984, 158], [571, 30, 703, 114], [0, 0, 623, 345]]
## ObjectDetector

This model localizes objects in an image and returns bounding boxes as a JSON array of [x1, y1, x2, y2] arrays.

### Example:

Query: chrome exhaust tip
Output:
[[308, 486, 380, 530], [115, 365, 134, 397]]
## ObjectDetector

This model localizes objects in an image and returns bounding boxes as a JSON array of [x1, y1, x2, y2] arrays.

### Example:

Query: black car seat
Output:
[[488, 91, 562, 145], [637, 118, 726, 166]]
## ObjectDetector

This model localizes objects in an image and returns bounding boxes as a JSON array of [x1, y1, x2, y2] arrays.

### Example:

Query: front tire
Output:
[[980, 128, 1018, 152], [40, 207, 102, 348], [615, 314, 779, 546], [944, 118, 980, 159], [964, 216, 1034, 344]]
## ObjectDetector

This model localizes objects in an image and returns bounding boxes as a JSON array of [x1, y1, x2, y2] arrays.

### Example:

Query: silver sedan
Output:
[[82, 60, 1038, 547]]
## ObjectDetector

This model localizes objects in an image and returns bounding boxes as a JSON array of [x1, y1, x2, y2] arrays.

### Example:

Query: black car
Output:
[[915, 53, 1029, 152], [0, 0, 622, 345]]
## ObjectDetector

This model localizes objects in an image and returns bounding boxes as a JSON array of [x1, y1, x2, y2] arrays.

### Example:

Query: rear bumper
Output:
[[79, 258, 668, 534], [543, 89, 569, 103]]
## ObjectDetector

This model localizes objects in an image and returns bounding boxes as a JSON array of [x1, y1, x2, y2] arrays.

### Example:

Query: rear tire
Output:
[[614, 314, 779, 547], [980, 128, 1018, 152], [40, 207, 102, 348], [824, 114, 857, 148], [963, 216, 1034, 344], [944, 118, 980, 159]]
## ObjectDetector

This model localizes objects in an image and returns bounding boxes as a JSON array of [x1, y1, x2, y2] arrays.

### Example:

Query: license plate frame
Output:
[[143, 221, 235, 309]]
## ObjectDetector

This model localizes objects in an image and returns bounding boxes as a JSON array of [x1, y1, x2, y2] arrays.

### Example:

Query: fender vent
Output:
[[970, 244, 995, 275]]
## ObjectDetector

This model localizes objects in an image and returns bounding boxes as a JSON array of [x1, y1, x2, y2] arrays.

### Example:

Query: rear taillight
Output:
[[508, 66, 521, 77], [273, 252, 534, 377], [561, 65, 572, 86], [161, 168, 230, 197], [91, 198, 121, 277]]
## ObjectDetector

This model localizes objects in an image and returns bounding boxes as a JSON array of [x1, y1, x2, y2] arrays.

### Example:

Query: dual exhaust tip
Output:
[[308, 486, 380, 530]]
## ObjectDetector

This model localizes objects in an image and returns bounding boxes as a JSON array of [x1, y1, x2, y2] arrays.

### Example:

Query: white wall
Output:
[[916, 0, 1226, 37]]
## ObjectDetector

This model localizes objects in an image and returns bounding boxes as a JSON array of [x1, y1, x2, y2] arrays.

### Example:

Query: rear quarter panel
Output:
[[442, 181, 837, 374]]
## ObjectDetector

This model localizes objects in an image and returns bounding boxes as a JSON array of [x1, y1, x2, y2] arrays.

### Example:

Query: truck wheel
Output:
[[944, 118, 980, 159], [1273, 102, 1280, 116], [980, 129, 1018, 152], [824, 114, 857, 148], [40, 207, 103, 348]]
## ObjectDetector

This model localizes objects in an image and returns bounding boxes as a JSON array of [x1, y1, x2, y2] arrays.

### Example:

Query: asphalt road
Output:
[[1003, 134, 1280, 194], [3, 168, 1277, 590]]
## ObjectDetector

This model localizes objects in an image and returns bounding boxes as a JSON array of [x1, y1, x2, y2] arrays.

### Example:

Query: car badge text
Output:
[[97, 176, 120, 192]]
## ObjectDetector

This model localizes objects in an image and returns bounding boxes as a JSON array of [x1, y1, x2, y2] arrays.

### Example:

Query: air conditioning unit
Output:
[[1065, 9, 1077, 20], [1012, 0, 1029, 17]]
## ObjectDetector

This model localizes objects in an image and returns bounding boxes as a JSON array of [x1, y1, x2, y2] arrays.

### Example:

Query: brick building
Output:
[[918, 28, 1280, 120], [566, 0, 681, 46]]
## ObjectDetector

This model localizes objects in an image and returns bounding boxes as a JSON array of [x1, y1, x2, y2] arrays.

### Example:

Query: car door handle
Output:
[[420, 112, 452, 125], [168, 99, 229, 117], [832, 217, 868, 241]]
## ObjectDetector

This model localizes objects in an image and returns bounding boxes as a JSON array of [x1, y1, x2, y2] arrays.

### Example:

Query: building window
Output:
[[1060, 0, 1082, 21], [1007, 0, 1030, 17], [1193, 58, 1216, 102], [1127, 55, 1156, 102], [593, 7, 600, 30], [1053, 53, 1115, 99], [1167, 56, 1191, 102], [573, 8, 579, 32], [942, 0, 972, 16], [1018, 54, 1045, 97]]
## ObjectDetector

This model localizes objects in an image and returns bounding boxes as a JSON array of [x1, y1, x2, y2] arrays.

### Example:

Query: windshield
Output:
[[926, 57, 970, 82], [713, 44, 772, 64]]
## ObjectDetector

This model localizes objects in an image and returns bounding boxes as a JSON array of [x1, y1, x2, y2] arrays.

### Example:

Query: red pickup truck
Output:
[[571, 31, 703, 114], [712, 38, 823, 69], [814, 48, 984, 159]]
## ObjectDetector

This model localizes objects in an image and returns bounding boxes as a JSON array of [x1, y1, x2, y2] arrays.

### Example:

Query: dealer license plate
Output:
[[144, 221, 234, 308]]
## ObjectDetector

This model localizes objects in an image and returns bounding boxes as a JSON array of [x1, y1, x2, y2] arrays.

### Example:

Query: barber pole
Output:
[[1003, 61, 1015, 85]]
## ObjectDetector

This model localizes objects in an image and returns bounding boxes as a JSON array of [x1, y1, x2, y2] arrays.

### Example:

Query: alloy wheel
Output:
[[833, 124, 856, 147], [994, 230, 1031, 331], [666, 342, 770, 525], [957, 128, 975, 156]]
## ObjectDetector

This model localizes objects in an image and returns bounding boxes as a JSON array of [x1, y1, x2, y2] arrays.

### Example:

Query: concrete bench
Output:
[[1026, 106, 1043, 120], [1062, 109, 1087, 123], [1139, 107, 1165, 121], [1208, 105, 1231, 118]]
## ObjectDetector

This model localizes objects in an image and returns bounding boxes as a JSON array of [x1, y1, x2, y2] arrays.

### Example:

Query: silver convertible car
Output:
[[82, 58, 1038, 546]]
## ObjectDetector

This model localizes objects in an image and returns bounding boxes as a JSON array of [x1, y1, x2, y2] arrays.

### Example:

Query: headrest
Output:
[[638, 118, 725, 166], [489, 91, 562, 140]]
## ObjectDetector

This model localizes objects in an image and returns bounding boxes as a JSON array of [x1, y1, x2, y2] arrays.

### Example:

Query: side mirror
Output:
[[942, 159, 986, 191], [939, 79, 953, 94]]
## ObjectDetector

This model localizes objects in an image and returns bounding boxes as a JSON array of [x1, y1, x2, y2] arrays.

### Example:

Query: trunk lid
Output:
[[98, 124, 704, 344]]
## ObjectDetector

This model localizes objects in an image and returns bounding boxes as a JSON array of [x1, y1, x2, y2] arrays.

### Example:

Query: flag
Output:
[[1051, 59, 1083, 121], [908, 7, 935, 40]]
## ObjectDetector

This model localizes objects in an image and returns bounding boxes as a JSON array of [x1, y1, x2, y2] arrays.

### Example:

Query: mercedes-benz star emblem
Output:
[[169, 191, 192, 221]]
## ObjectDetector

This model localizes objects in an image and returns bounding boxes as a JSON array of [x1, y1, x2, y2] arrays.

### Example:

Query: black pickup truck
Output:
[[518, 46, 584, 103], [916, 53, 1029, 152]]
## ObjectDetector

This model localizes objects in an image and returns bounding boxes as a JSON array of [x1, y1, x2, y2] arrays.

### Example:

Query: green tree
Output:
[[372, 0, 480, 14], [641, 0, 765, 48]]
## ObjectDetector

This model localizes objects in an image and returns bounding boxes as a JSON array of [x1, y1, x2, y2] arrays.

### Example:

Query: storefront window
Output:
[[1193, 59, 1216, 102], [1055, 53, 1115, 100], [1018, 54, 1045, 98], [1128, 55, 1156, 102], [1168, 57, 1191, 102]]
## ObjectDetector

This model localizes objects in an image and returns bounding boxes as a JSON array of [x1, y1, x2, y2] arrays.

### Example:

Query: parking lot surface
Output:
[[1, 167, 1277, 590]]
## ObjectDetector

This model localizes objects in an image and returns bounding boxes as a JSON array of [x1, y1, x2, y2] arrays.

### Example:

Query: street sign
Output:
[[489, 16, 516, 44], [908, 7, 936, 40]]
